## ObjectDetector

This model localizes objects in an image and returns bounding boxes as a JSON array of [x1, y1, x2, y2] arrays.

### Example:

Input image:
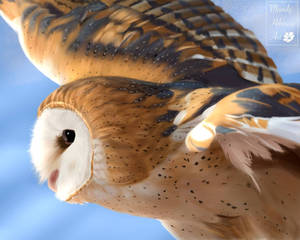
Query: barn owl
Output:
[[1, 0, 300, 239]]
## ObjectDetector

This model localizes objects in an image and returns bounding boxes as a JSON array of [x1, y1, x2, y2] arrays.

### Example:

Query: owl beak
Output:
[[48, 169, 59, 192]]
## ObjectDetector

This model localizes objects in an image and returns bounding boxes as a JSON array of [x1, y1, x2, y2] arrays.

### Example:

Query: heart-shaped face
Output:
[[30, 107, 93, 201]]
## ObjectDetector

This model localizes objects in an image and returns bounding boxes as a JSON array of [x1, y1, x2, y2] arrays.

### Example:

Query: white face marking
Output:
[[30, 108, 93, 201]]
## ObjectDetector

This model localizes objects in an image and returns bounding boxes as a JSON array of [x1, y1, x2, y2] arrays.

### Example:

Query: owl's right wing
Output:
[[181, 83, 300, 190], [0, 0, 281, 85]]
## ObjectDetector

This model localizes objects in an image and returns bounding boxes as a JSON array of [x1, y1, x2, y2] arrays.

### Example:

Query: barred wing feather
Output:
[[0, 0, 282, 85]]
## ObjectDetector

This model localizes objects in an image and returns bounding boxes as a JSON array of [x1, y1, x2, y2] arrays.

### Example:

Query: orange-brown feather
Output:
[[1, 0, 282, 86]]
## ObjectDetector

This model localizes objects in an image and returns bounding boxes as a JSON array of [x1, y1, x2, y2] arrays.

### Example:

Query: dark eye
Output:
[[62, 129, 76, 145]]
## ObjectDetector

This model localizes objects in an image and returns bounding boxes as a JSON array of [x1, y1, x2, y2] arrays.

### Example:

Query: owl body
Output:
[[1, 0, 300, 239], [30, 77, 300, 239]]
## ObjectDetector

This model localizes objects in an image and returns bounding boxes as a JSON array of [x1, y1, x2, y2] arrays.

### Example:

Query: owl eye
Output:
[[62, 129, 76, 145], [56, 129, 76, 149]]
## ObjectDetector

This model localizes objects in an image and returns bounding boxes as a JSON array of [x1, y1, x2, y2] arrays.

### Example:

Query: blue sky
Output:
[[0, 1, 299, 240]]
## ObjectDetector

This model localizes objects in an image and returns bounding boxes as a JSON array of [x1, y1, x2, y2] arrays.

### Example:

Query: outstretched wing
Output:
[[0, 0, 281, 85], [182, 83, 300, 189]]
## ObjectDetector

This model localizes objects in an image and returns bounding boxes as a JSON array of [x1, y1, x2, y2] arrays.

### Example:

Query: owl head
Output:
[[30, 77, 176, 203]]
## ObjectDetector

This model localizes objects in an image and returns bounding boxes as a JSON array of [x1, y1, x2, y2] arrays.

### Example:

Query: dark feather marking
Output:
[[217, 214, 240, 219], [62, 2, 107, 19], [213, 23, 227, 36], [260, 56, 269, 67], [39, 16, 57, 33], [124, 32, 152, 57], [191, 88, 235, 119], [29, 9, 45, 31], [47, 6, 87, 37], [231, 27, 259, 52], [195, 26, 209, 36], [87, 34, 180, 64], [174, 12, 182, 19], [270, 70, 276, 83], [147, 0, 159, 8], [231, 37, 243, 50], [216, 38, 226, 48], [246, 36, 258, 52], [199, 65, 257, 88], [245, 51, 253, 63], [124, 25, 144, 36], [69, 17, 110, 51], [161, 7, 173, 14], [146, 14, 166, 27], [153, 45, 181, 65], [162, 125, 178, 137], [182, 18, 195, 30], [139, 4, 221, 57], [22, 6, 38, 22], [46, 2, 107, 38], [156, 89, 174, 99], [257, 67, 263, 82], [164, 23, 183, 33], [91, 42, 105, 56], [102, 76, 205, 91], [44, 3, 64, 17], [228, 49, 236, 59], [49, 19, 79, 41], [235, 88, 300, 117], [157, 110, 179, 123], [178, 0, 189, 8], [102, 76, 176, 99], [140, 37, 164, 59], [165, 81, 206, 90], [202, 13, 213, 24], [173, 59, 212, 79], [105, 43, 118, 56]]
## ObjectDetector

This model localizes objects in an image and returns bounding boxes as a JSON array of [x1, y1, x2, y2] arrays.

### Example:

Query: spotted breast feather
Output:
[[1, 0, 281, 85]]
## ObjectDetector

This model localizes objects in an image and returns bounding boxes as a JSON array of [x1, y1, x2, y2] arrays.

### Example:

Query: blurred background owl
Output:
[[0, 0, 300, 240]]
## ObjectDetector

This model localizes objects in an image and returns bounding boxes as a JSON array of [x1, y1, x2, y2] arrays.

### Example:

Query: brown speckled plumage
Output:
[[1, 0, 300, 239], [36, 77, 300, 239]]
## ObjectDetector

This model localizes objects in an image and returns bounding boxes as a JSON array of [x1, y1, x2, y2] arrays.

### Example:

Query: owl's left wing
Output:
[[180, 83, 300, 189], [0, 0, 282, 85]]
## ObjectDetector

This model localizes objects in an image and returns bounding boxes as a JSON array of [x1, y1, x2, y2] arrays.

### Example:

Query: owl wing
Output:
[[0, 0, 281, 85], [182, 83, 300, 189]]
